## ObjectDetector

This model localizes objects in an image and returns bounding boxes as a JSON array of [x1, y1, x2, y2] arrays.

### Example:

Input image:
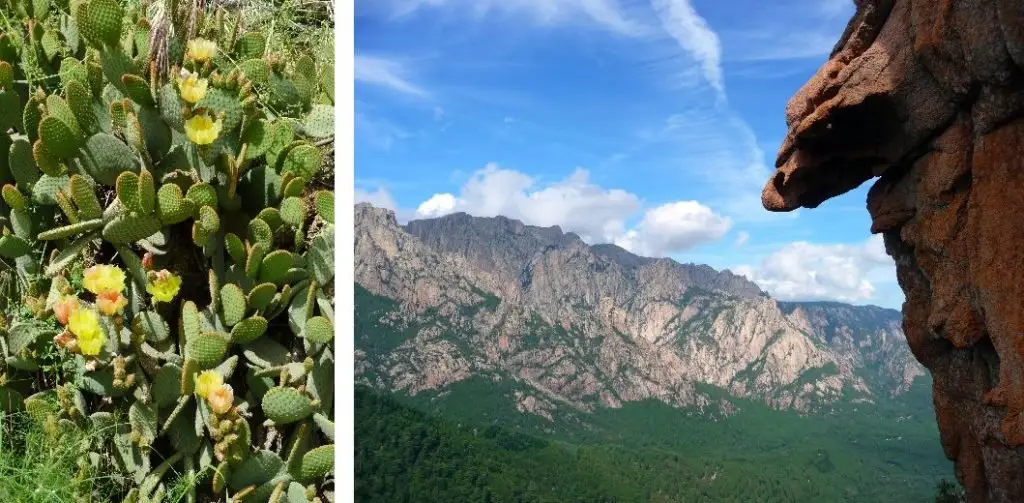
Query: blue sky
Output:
[[353, 0, 904, 309]]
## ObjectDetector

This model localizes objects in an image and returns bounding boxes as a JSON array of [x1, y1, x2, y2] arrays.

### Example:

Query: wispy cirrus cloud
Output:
[[354, 54, 429, 97]]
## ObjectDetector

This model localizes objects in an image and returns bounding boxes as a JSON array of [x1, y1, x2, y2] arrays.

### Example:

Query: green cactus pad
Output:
[[44, 231, 98, 276], [116, 171, 142, 213], [152, 364, 183, 409], [181, 300, 201, 342], [248, 219, 273, 249], [38, 116, 81, 160], [2, 184, 26, 210], [37, 218, 104, 240], [225, 232, 246, 265], [259, 250, 292, 285], [302, 316, 333, 344], [0, 235, 31, 258], [102, 214, 161, 244], [257, 208, 283, 230], [137, 168, 156, 215], [220, 283, 247, 327], [301, 104, 334, 139], [279, 197, 306, 229], [237, 59, 271, 87], [156, 184, 193, 225], [213, 461, 231, 494], [122, 74, 155, 107], [229, 450, 284, 491], [129, 401, 158, 446], [22, 95, 43, 144], [230, 316, 268, 344], [80, 133, 140, 185], [246, 242, 268, 279], [185, 183, 218, 211], [9, 139, 39, 189], [186, 332, 230, 369], [261, 387, 314, 425], [132, 311, 170, 343], [197, 87, 244, 135], [314, 191, 334, 223], [281, 144, 320, 181], [247, 282, 277, 311], [235, 32, 267, 59], [282, 177, 305, 198], [299, 445, 334, 482], [32, 140, 65, 177], [69, 175, 102, 220], [0, 61, 12, 90], [78, 0, 124, 48], [65, 81, 98, 134], [198, 205, 220, 234], [10, 208, 32, 239]]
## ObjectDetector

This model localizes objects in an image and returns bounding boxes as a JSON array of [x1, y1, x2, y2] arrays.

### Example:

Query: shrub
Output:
[[0, 0, 335, 501]]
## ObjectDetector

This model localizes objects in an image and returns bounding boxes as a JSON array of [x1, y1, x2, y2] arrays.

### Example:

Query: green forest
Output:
[[356, 383, 961, 502]]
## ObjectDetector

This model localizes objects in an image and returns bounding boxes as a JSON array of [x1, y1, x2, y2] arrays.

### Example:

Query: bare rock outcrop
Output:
[[761, 1, 1024, 500]]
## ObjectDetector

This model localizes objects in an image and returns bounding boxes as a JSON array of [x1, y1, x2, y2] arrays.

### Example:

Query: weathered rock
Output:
[[355, 203, 925, 418], [762, 1, 1024, 500]]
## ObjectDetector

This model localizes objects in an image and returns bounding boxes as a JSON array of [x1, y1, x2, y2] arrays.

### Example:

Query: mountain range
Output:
[[352, 203, 926, 418]]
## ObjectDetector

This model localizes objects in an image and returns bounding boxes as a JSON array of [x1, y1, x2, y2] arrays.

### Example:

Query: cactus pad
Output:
[[302, 316, 333, 344], [261, 387, 314, 425], [259, 250, 291, 285], [185, 183, 218, 211], [280, 144, 320, 181], [299, 445, 334, 482], [186, 332, 229, 369], [38, 116, 81, 160], [225, 232, 246, 264], [248, 219, 273, 249], [116, 171, 142, 213], [0, 235, 31, 258], [102, 214, 161, 244], [230, 316, 268, 344], [69, 175, 103, 219], [314, 191, 334, 224], [37, 218, 104, 240], [156, 184, 193, 225], [247, 282, 277, 311], [2, 184, 26, 210], [279, 197, 306, 229]]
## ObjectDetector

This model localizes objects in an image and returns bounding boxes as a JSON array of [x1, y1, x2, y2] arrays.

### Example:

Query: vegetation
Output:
[[0, 0, 335, 500], [355, 286, 959, 502]]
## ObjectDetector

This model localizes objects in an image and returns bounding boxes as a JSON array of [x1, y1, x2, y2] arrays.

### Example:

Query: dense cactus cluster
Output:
[[0, 0, 335, 501]]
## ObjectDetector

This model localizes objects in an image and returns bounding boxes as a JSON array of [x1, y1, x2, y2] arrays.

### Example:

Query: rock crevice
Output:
[[762, 1, 1024, 500]]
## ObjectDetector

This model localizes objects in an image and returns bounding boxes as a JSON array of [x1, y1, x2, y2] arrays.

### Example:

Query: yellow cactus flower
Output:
[[184, 114, 222, 145], [186, 38, 217, 63], [53, 296, 81, 325], [177, 69, 208, 104], [207, 384, 234, 415], [147, 269, 182, 303], [195, 370, 223, 398], [95, 291, 128, 316], [68, 308, 105, 356], [83, 264, 126, 295]]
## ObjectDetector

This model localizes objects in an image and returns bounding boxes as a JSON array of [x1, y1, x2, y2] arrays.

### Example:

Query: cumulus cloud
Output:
[[733, 235, 896, 303], [355, 187, 398, 211], [414, 164, 730, 254], [615, 201, 731, 256]]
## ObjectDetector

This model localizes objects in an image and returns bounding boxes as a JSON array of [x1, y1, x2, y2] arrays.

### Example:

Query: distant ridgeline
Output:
[[353, 203, 954, 501]]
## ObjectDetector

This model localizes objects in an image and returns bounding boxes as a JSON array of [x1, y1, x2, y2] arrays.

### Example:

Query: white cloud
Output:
[[416, 193, 458, 218], [734, 231, 749, 247], [413, 164, 730, 254], [355, 54, 428, 97], [614, 201, 732, 256], [650, 0, 724, 94], [355, 187, 398, 210], [734, 235, 896, 303]]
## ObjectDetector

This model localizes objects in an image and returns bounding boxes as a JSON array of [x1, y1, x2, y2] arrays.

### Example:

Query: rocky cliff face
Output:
[[761, 0, 1024, 500], [354, 203, 924, 418]]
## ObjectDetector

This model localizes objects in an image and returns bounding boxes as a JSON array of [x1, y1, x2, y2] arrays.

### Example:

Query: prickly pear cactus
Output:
[[0, 0, 335, 501]]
